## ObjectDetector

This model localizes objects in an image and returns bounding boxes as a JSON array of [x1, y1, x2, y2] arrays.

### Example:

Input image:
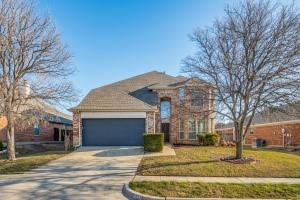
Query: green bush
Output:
[[0, 140, 3, 151], [203, 133, 220, 146], [197, 133, 206, 145], [144, 133, 164, 152]]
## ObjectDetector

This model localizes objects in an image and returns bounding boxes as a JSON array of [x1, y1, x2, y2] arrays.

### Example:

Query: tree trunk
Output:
[[6, 115, 16, 161], [236, 140, 243, 159], [234, 125, 243, 159]]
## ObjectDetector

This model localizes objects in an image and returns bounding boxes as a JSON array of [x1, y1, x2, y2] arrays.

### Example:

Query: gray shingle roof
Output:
[[70, 71, 188, 111]]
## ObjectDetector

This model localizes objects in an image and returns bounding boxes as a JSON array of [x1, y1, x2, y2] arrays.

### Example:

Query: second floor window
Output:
[[191, 88, 204, 107], [160, 100, 171, 123], [178, 87, 185, 103]]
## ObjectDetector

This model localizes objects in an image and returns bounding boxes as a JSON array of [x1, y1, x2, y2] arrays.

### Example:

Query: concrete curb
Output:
[[123, 183, 165, 200], [122, 183, 287, 200], [133, 175, 300, 184]]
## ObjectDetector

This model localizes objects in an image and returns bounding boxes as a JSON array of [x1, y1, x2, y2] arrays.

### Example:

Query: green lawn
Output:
[[0, 151, 70, 174], [129, 181, 300, 199], [137, 146, 300, 177]]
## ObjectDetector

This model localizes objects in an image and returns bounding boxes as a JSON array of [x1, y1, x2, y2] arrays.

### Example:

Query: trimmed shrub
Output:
[[144, 133, 164, 152], [203, 133, 220, 146], [197, 133, 206, 145], [0, 140, 3, 151]]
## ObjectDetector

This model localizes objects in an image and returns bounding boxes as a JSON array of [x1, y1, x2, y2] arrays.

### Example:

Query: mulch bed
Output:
[[220, 156, 257, 164]]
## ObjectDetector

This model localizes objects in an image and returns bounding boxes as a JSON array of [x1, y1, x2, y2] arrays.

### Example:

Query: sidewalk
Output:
[[133, 175, 300, 184]]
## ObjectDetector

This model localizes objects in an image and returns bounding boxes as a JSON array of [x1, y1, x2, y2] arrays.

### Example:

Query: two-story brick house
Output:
[[70, 71, 214, 146]]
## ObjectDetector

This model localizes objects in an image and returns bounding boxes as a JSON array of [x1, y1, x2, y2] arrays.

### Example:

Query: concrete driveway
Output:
[[0, 146, 144, 200]]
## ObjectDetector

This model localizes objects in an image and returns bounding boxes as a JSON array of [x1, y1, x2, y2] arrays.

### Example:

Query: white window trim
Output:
[[191, 89, 204, 108], [178, 87, 185, 103], [188, 118, 206, 140], [188, 119, 197, 140]]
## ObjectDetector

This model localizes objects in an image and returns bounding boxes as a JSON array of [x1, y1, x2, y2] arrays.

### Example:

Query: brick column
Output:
[[72, 111, 81, 147], [146, 111, 155, 133]]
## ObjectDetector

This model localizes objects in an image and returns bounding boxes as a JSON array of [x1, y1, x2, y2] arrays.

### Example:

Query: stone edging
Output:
[[122, 183, 286, 200]]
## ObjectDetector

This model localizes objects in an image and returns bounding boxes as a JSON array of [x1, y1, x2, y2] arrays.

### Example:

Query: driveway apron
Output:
[[0, 146, 144, 200]]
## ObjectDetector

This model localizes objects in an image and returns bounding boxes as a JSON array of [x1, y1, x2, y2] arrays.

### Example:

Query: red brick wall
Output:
[[154, 86, 213, 145], [245, 123, 300, 147], [72, 112, 81, 146], [146, 111, 156, 133], [216, 122, 300, 147], [0, 119, 69, 143]]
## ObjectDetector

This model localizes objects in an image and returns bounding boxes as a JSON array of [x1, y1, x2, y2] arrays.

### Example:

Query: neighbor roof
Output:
[[23, 100, 73, 124], [70, 71, 188, 111], [216, 104, 300, 129]]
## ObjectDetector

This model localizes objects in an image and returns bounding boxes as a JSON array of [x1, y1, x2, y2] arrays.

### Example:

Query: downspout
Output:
[[282, 128, 285, 148], [154, 111, 156, 133], [146, 113, 148, 133]]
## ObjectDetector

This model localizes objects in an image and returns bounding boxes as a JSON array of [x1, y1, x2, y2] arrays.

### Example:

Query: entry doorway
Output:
[[54, 128, 60, 141], [160, 99, 171, 143], [161, 123, 170, 142], [53, 128, 65, 141]]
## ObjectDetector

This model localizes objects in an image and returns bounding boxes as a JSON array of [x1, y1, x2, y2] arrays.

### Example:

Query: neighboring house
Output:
[[216, 107, 300, 148], [0, 104, 72, 145], [70, 71, 215, 146]]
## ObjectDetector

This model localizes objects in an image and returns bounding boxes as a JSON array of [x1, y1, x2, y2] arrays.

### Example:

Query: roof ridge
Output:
[[93, 71, 177, 91], [91, 70, 161, 90]]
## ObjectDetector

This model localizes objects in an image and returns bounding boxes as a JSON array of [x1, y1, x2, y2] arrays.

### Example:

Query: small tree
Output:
[[183, 0, 300, 159], [0, 0, 76, 160]]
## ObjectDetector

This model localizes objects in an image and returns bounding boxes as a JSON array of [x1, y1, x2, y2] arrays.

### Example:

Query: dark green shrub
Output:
[[0, 140, 3, 151], [203, 133, 220, 146], [144, 133, 164, 152], [197, 133, 206, 145]]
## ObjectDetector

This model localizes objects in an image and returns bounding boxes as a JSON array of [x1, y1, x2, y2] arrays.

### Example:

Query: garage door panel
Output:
[[82, 118, 145, 146]]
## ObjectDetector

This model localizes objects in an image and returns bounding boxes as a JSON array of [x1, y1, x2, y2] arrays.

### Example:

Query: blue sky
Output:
[[38, 0, 298, 108]]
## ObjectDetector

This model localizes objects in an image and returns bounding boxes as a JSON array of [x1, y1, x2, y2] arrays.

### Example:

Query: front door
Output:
[[161, 123, 170, 142], [53, 128, 59, 141]]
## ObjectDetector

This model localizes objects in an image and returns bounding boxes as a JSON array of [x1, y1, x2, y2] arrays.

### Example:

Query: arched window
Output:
[[160, 100, 171, 123]]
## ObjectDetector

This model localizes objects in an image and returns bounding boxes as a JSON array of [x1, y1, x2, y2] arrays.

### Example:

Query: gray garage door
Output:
[[82, 118, 145, 146]]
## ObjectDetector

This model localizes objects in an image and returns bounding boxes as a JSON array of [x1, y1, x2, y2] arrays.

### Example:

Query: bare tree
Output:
[[0, 0, 76, 160], [183, 0, 300, 159]]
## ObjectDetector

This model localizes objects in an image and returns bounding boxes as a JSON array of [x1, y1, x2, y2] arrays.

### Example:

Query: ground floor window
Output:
[[189, 119, 197, 140], [34, 122, 40, 136], [179, 119, 184, 140], [189, 118, 206, 140], [197, 119, 205, 133]]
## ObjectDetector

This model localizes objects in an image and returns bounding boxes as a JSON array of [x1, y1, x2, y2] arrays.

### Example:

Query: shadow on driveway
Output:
[[0, 146, 144, 200]]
